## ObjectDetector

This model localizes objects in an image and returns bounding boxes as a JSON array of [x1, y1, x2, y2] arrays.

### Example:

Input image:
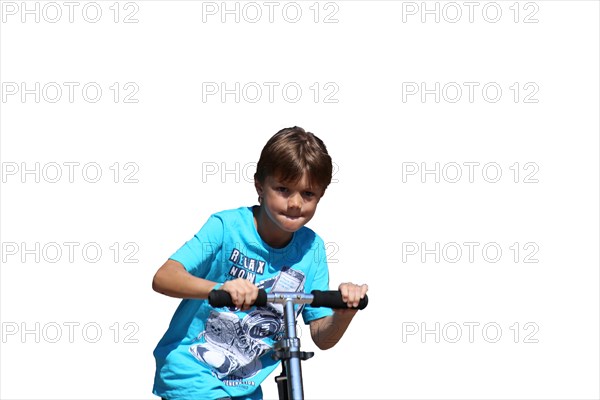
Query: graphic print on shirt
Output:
[[189, 249, 306, 381], [227, 248, 266, 284]]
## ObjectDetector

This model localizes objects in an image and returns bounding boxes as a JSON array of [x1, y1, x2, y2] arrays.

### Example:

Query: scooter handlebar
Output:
[[208, 289, 368, 310]]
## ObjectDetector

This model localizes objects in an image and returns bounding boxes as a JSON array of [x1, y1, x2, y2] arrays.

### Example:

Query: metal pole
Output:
[[283, 298, 304, 400]]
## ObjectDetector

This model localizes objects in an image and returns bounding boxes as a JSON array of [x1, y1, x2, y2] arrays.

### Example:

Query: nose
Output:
[[288, 193, 302, 209]]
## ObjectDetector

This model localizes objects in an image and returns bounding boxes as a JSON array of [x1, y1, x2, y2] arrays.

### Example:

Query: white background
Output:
[[1, 1, 599, 399]]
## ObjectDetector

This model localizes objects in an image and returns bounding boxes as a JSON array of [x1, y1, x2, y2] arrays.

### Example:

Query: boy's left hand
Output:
[[338, 282, 369, 309]]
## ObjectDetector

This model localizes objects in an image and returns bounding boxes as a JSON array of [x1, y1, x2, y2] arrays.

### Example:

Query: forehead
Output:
[[269, 172, 316, 190]]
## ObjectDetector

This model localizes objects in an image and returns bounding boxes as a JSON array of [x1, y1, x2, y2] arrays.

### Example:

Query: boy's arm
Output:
[[309, 282, 368, 350], [309, 310, 357, 350], [152, 259, 259, 308], [152, 259, 217, 299]]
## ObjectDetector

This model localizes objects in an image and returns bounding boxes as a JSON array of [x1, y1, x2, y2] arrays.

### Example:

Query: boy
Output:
[[152, 126, 368, 400]]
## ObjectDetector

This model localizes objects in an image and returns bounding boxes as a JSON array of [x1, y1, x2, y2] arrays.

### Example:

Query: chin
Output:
[[277, 218, 305, 232], [280, 223, 303, 232]]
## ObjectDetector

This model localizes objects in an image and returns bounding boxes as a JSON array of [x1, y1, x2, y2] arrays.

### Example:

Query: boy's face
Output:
[[255, 172, 324, 236]]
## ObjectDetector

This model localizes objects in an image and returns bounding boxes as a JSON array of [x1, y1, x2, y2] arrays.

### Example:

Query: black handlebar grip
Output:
[[208, 289, 368, 310], [208, 289, 268, 308], [310, 290, 369, 310]]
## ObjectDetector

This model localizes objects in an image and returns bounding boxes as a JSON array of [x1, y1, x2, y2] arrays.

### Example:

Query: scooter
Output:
[[209, 289, 369, 400]]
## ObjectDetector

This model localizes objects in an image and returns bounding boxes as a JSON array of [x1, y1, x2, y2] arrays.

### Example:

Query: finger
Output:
[[350, 285, 362, 308], [242, 290, 254, 311], [227, 280, 247, 309], [360, 284, 369, 297], [229, 291, 240, 308], [235, 288, 245, 309], [238, 283, 258, 310], [342, 283, 359, 308], [338, 283, 351, 303], [340, 282, 354, 296]]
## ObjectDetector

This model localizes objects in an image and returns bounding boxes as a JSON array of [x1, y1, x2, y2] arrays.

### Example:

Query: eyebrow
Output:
[[272, 179, 315, 191]]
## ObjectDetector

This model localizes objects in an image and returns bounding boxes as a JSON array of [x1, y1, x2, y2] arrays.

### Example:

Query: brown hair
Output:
[[255, 126, 333, 192]]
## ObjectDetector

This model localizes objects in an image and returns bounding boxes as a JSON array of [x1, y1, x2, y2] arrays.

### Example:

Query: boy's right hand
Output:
[[221, 279, 259, 311]]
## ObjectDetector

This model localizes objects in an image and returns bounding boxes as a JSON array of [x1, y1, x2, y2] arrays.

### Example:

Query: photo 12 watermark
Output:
[[400, 1, 539, 24], [1, 82, 140, 103], [401, 242, 540, 263], [1, 241, 140, 264], [1, 1, 140, 23], [401, 82, 540, 104], [401, 162, 540, 183], [200, 161, 340, 184], [2, 321, 140, 343], [402, 321, 540, 343], [202, 241, 341, 287], [1, 162, 140, 183], [200, 1, 339, 24], [201, 82, 340, 104]]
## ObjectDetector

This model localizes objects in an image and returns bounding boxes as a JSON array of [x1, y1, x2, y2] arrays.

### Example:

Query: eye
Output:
[[303, 191, 315, 198], [276, 186, 288, 193]]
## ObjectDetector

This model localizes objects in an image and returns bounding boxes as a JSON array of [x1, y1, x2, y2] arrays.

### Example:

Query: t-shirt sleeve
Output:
[[302, 240, 334, 324], [168, 215, 223, 278]]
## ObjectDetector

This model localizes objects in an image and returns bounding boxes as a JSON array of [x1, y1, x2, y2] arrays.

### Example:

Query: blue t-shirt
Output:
[[153, 206, 333, 400]]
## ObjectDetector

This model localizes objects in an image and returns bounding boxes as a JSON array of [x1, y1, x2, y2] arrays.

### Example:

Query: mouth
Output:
[[282, 214, 301, 221]]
